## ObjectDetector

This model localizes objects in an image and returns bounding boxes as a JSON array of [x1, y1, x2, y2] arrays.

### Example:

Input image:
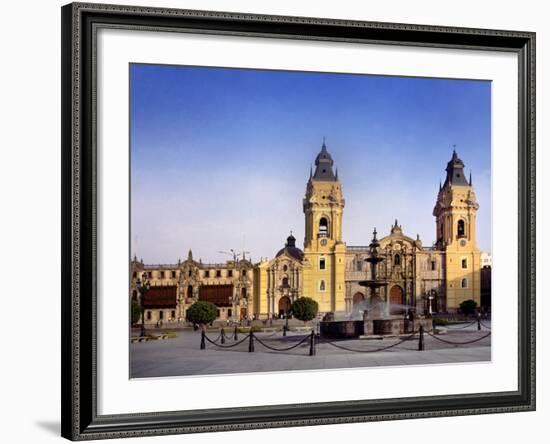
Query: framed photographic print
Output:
[[61, 2, 536, 440]]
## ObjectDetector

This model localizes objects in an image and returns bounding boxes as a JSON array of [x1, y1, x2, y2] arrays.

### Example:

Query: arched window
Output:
[[241, 287, 247, 298], [319, 280, 326, 291], [457, 219, 465, 237], [282, 277, 289, 287], [319, 217, 329, 237], [187, 285, 193, 299], [461, 278, 468, 288], [394, 254, 401, 266]]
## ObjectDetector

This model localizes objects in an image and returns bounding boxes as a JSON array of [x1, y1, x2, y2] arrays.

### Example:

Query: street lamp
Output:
[[427, 289, 436, 315], [136, 272, 151, 337], [283, 310, 289, 336]]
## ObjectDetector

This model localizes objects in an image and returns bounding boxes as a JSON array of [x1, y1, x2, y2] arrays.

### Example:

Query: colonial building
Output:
[[254, 233, 304, 319], [131, 142, 486, 323], [345, 222, 446, 315], [131, 249, 255, 323]]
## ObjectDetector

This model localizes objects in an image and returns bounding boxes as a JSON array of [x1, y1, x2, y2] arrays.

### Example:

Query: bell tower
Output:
[[302, 140, 346, 314], [433, 149, 481, 311]]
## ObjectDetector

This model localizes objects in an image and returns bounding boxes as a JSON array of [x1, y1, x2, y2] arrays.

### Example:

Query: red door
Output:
[[389, 285, 405, 315], [278, 296, 291, 316]]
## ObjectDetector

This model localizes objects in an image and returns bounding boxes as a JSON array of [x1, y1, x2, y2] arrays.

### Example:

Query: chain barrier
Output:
[[204, 333, 251, 348], [252, 333, 311, 352], [209, 332, 222, 344], [426, 330, 491, 345], [202, 327, 490, 354], [222, 331, 234, 341], [443, 320, 479, 330], [479, 321, 492, 330], [221, 330, 278, 341], [318, 331, 418, 353]]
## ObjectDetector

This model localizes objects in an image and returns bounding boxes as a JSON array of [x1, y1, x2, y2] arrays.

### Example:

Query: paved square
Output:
[[130, 322, 491, 378]]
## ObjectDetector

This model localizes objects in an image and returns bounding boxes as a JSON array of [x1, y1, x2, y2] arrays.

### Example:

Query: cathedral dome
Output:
[[276, 232, 303, 261]]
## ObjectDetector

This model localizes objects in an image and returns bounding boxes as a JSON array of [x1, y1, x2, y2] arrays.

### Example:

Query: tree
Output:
[[186, 301, 217, 328], [291, 297, 319, 323], [459, 299, 478, 316], [131, 301, 141, 326]]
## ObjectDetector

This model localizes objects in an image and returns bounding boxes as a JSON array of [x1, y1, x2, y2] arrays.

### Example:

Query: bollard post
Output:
[[418, 325, 424, 351], [283, 324, 287, 337], [478, 318, 481, 331], [248, 332, 254, 353], [200, 330, 206, 350], [234, 326, 238, 340], [221, 328, 225, 344], [309, 330, 316, 356]]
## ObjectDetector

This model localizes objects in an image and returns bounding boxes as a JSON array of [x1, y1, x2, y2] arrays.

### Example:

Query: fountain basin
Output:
[[372, 318, 405, 336], [320, 320, 364, 339]]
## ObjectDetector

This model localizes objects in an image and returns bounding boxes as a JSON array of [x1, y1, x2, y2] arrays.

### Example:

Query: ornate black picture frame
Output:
[[61, 2, 535, 440]]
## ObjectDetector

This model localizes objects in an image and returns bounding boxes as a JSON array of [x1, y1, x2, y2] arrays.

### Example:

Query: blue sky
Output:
[[130, 64, 491, 264]]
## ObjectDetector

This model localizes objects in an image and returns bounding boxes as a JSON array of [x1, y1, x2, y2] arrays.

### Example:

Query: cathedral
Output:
[[130, 142, 484, 323]]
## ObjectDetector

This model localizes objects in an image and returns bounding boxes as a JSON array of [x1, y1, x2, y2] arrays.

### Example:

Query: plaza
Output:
[[130, 321, 491, 378]]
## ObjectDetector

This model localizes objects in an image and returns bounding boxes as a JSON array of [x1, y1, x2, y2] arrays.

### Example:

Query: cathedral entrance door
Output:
[[389, 285, 405, 315], [352, 292, 365, 308], [240, 307, 247, 320], [278, 296, 291, 317]]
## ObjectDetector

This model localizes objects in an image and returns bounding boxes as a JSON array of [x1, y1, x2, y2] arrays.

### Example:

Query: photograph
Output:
[[128, 64, 493, 378]]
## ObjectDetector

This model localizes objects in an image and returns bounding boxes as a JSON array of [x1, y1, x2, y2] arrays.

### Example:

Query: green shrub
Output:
[[459, 299, 478, 316], [131, 301, 141, 325], [186, 301, 218, 327], [291, 297, 319, 323]]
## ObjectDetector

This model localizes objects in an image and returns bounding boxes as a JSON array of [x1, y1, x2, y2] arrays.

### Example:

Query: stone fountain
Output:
[[320, 228, 432, 339], [358, 228, 402, 335]]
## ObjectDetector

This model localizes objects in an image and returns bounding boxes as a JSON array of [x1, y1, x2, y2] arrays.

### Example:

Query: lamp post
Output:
[[427, 289, 436, 316], [229, 294, 235, 325], [136, 272, 151, 337]]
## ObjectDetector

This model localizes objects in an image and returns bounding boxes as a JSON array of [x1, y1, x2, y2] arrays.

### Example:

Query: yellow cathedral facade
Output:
[[130, 142, 485, 323]]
